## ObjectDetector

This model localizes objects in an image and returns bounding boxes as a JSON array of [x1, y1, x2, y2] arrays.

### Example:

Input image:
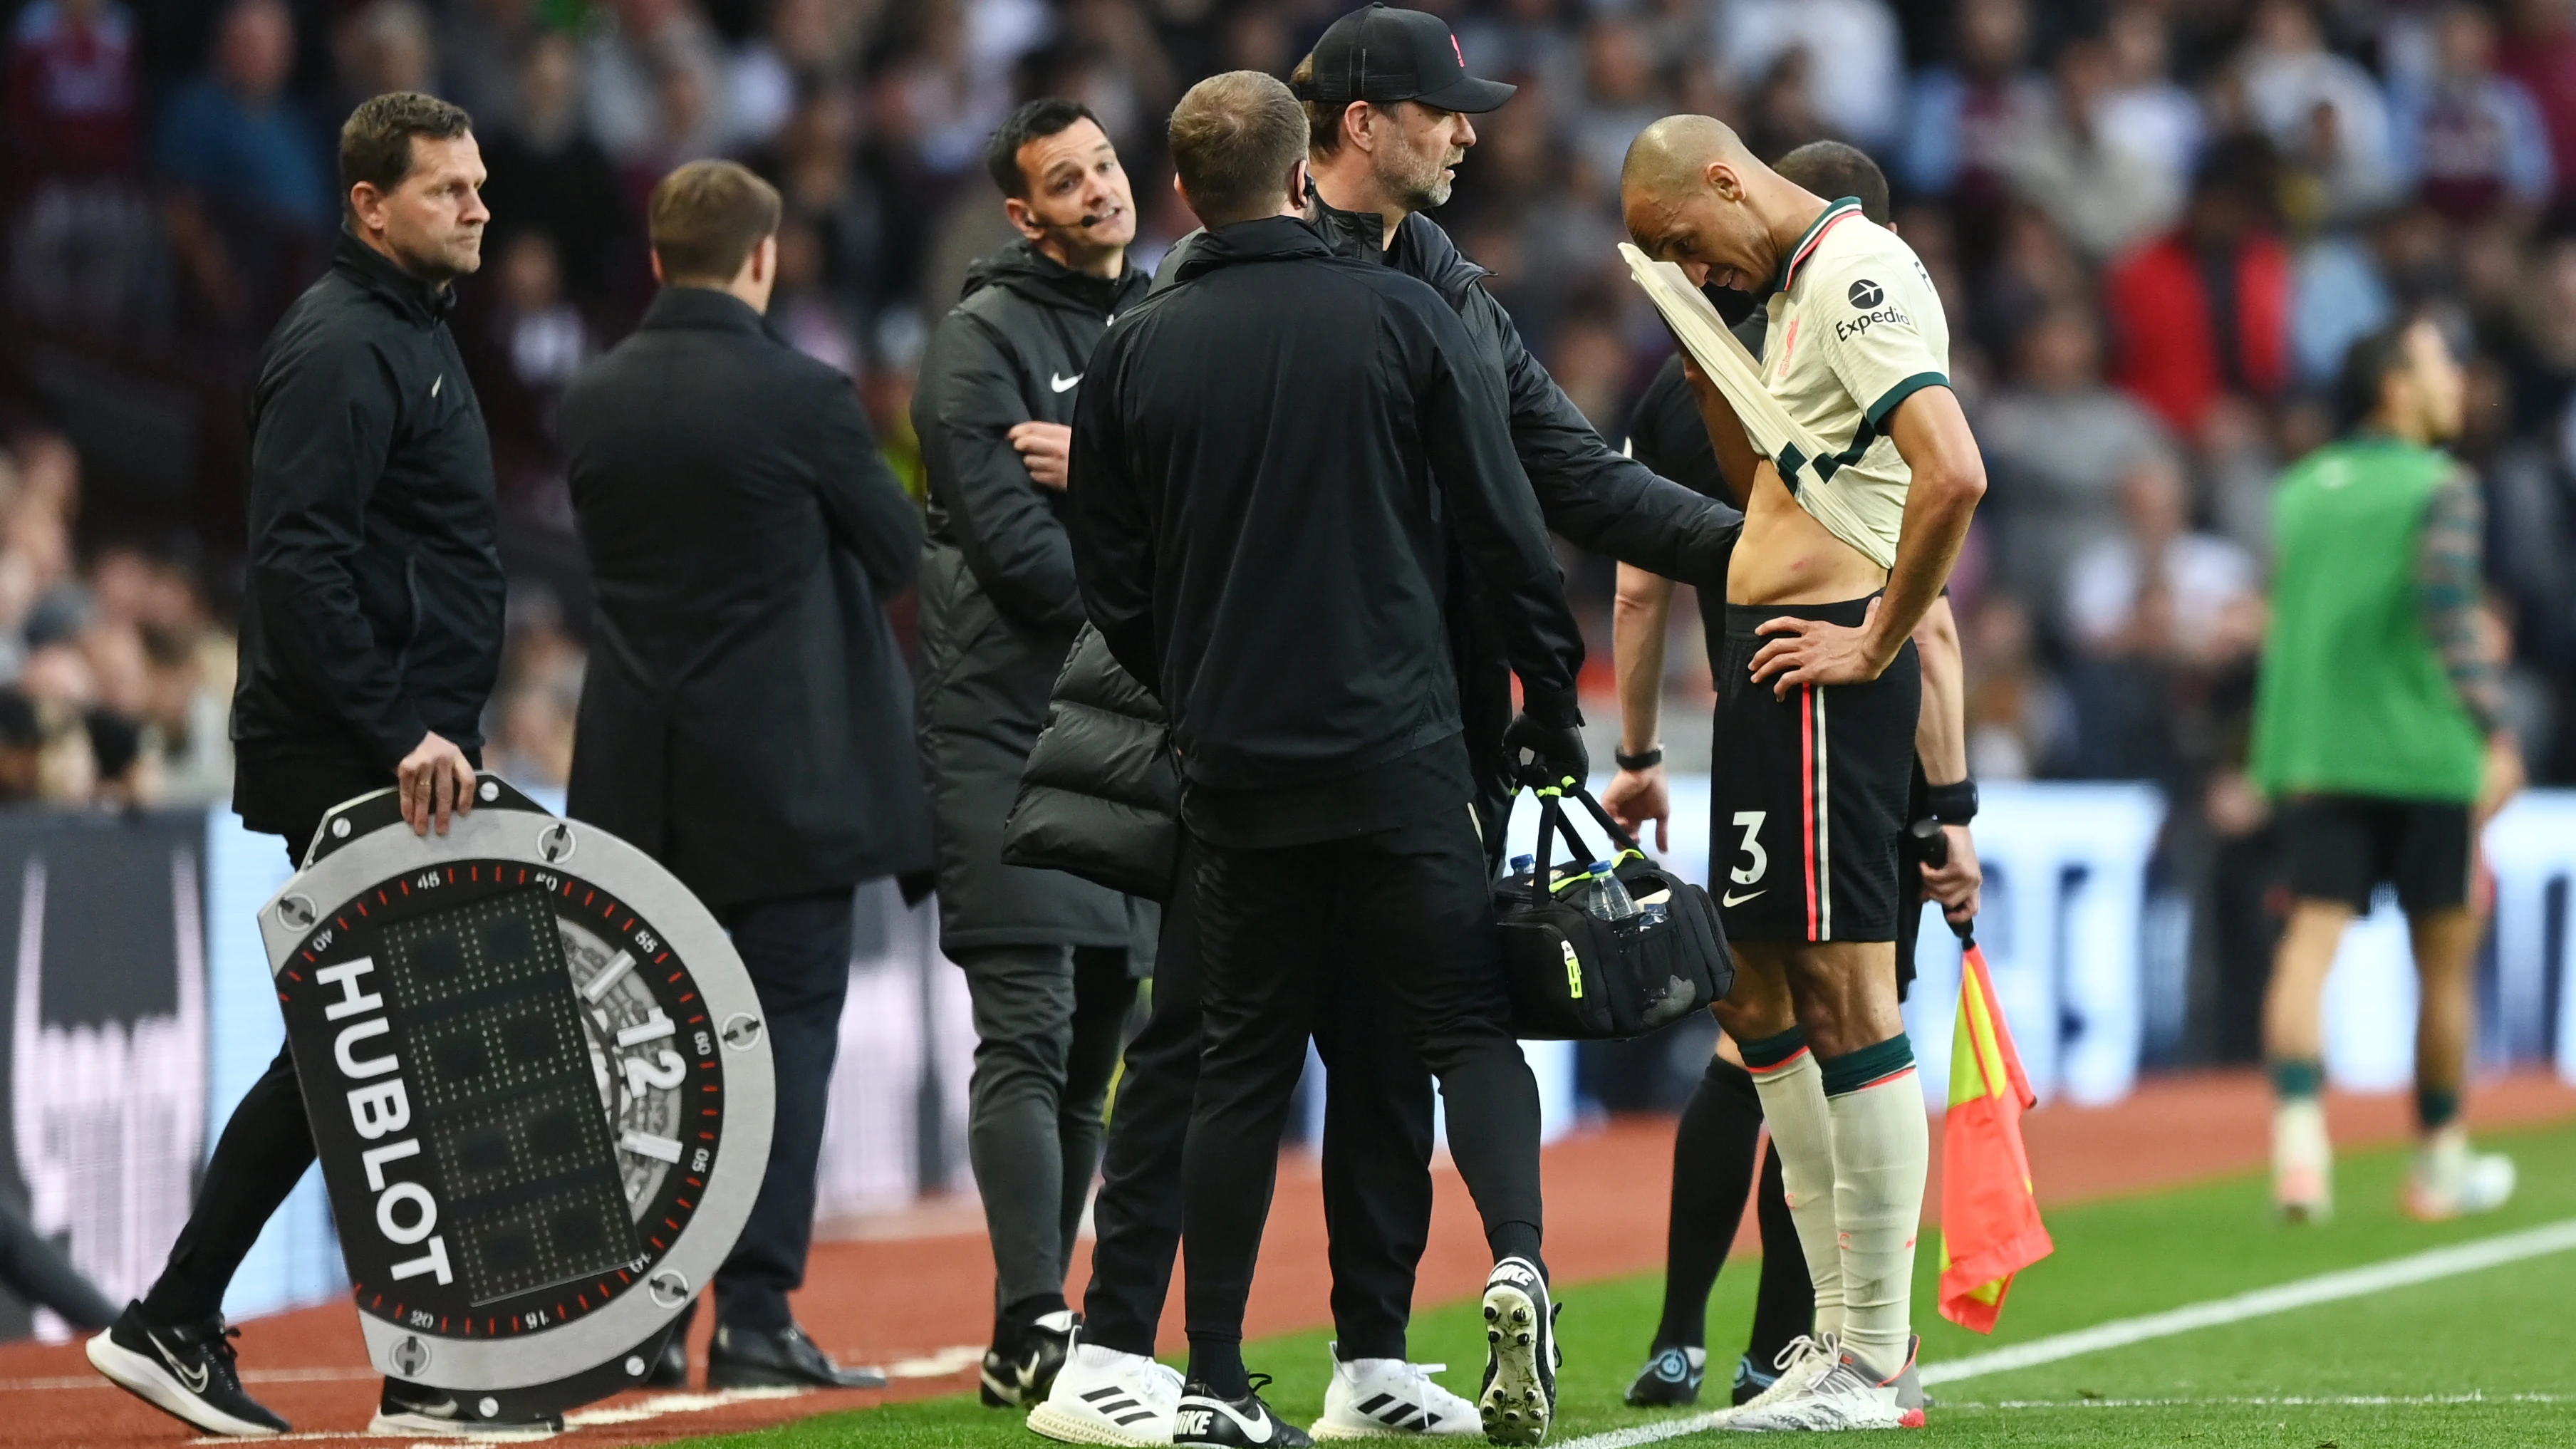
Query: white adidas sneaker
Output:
[[1311, 1347, 1480, 1438], [1726, 1341, 1923, 1432], [2403, 1126, 2516, 1222], [1029, 1341, 1187, 1446]]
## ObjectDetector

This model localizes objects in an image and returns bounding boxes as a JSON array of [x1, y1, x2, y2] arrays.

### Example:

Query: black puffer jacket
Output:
[[999, 624, 1177, 900]]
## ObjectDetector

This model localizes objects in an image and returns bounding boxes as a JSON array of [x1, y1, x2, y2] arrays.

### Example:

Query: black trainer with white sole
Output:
[[370, 1381, 566, 1440], [1478, 1257, 1557, 1445], [982, 1308, 1081, 1407], [1173, 1374, 1314, 1447], [85, 1302, 289, 1438]]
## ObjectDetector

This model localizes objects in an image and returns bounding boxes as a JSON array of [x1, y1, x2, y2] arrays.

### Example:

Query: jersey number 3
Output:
[[1730, 811, 1768, 886]]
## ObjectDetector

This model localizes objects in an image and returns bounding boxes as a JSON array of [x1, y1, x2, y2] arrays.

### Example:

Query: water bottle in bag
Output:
[[1582, 861, 1638, 922]]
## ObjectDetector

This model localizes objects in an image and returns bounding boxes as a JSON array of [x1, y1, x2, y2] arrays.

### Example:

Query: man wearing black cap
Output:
[[1071, 68, 1586, 1449], [1036, 9, 1736, 1445]]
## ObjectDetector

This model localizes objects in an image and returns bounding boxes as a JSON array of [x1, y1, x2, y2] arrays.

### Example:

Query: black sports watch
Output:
[[1614, 744, 1665, 772]]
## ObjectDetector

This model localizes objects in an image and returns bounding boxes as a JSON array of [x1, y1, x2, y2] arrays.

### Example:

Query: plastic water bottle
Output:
[[1510, 853, 1535, 878], [1583, 861, 1639, 922]]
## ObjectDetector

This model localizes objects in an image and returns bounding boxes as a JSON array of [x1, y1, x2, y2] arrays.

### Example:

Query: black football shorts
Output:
[[2278, 794, 2473, 915], [1710, 597, 1920, 944]]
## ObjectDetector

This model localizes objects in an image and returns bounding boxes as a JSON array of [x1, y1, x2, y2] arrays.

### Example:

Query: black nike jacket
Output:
[[231, 230, 504, 832], [1069, 215, 1584, 794]]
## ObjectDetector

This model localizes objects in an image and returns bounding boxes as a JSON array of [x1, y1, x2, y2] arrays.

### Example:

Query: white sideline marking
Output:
[[1918, 1215, 2576, 1384], [1954, 1393, 2574, 1408], [1551, 1215, 2576, 1449]]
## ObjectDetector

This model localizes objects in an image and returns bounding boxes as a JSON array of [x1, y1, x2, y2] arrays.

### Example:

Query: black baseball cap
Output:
[[1292, 4, 1517, 115]]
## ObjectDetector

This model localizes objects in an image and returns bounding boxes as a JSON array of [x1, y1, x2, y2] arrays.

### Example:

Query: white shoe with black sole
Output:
[[1030, 1339, 1186, 1445], [1311, 1347, 1480, 1438], [1477, 1258, 1557, 1445], [1173, 1373, 1312, 1447], [85, 1302, 289, 1438]]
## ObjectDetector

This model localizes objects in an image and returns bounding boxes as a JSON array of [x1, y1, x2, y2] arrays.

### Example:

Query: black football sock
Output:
[[1651, 1055, 1764, 1351], [1188, 1338, 1249, 1400]]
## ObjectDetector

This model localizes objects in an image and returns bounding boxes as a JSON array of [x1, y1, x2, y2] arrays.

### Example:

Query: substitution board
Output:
[[257, 776, 774, 1425]]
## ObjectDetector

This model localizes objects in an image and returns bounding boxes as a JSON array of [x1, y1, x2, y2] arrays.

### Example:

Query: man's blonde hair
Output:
[[1168, 71, 1307, 228]]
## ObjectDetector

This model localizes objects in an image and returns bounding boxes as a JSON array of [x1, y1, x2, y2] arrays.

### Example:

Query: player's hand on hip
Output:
[[1749, 597, 1891, 697], [399, 730, 476, 836], [1602, 764, 1671, 852], [1921, 823, 1980, 924], [1009, 421, 1074, 490]]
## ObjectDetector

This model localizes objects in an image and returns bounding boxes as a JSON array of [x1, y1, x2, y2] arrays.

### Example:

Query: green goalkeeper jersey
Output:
[[2250, 437, 2485, 804]]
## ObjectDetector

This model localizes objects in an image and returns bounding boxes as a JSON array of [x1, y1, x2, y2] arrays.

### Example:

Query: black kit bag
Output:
[[1495, 781, 1733, 1040]]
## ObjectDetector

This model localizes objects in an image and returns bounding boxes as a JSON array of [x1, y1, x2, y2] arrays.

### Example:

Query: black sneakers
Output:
[[85, 1302, 290, 1438], [1624, 1343, 1705, 1407], [369, 1382, 564, 1440], [981, 1307, 1079, 1407], [644, 1330, 689, 1389], [1173, 1373, 1313, 1447]]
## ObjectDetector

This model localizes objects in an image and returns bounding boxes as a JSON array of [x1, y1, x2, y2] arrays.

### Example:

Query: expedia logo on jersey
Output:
[[1836, 277, 1912, 342]]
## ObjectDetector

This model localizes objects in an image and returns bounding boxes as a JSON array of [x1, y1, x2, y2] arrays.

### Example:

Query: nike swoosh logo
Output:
[[1049, 372, 1082, 392], [1202, 1398, 1275, 1443], [148, 1333, 209, 1395], [431, 375, 442, 398], [1722, 888, 1767, 908]]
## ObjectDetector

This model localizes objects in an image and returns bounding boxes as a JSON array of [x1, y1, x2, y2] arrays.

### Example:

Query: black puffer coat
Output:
[[999, 624, 1177, 900]]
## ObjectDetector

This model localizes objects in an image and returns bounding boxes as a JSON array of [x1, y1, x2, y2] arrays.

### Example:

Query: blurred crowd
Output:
[[7, 0, 2576, 838]]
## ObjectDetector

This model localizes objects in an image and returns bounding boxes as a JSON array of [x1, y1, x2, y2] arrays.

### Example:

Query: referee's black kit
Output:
[[1069, 214, 1582, 1396]]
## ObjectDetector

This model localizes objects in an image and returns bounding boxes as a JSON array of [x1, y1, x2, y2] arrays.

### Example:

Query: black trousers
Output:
[[145, 762, 386, 1325], [1081, 836, 1436, 1361], [1182, 811, 1542, 1349], [705, 889, 854, 1332]]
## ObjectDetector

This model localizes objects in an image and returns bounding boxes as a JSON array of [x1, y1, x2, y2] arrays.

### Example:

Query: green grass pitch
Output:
[[670, 1119, 2576, 1447]]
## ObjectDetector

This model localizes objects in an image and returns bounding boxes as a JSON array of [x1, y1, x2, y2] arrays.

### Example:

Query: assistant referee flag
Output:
[[1938, 941, 2053, 1333]]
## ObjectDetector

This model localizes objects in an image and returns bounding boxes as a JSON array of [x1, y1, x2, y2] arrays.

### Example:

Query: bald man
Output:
[[1619, 116, 1986, 1432]]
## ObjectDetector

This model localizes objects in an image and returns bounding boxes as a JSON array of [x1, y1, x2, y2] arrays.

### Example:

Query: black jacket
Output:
[[1070, 216, 1583, 793], [231, 231, 505, 832], [1153, 202, 1736, 821], [1303, 194, 1740, 584], [999, 624, 1177, 900], [912, 241, 1153, 950], [559, 286, 930, 908]]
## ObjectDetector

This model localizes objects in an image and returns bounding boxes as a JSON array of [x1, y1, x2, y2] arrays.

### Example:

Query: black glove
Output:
[[1504, 698, 1588, 789]]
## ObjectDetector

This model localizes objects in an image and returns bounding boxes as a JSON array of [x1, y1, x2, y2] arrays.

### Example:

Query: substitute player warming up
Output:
[[2250, 316, 2524, 1225], [1619, 116, 1987, 1432]]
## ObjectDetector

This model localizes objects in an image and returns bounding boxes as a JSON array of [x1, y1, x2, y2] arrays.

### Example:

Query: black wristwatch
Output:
[[1614, 744, 1664, 772], [1926, 779, 1978, 825]]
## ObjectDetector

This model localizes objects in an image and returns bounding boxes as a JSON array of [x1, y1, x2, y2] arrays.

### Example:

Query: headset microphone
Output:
[[1077, 212, 1104, 227]]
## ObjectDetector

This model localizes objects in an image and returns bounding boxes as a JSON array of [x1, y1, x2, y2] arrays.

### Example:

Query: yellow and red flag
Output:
[[1937, 942, 2053, 1333]]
